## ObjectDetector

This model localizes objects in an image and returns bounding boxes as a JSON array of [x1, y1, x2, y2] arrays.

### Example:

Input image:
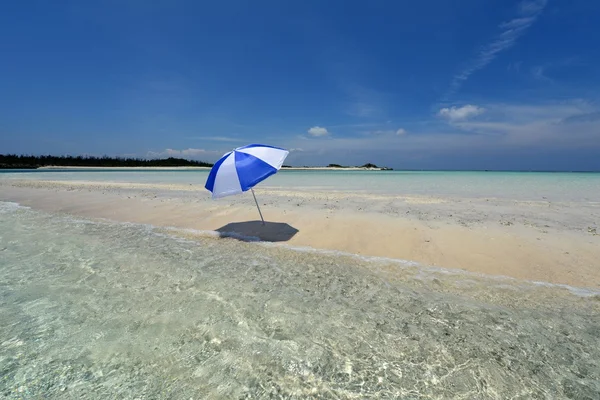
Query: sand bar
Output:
[[1, 178, 599, 288]]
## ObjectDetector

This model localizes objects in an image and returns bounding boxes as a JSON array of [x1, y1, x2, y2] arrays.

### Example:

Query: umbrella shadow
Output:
[[215, 221, 299, 242]]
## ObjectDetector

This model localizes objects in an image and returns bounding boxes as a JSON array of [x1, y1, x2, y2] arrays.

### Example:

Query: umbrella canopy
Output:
[[205, 144, 289, 199]]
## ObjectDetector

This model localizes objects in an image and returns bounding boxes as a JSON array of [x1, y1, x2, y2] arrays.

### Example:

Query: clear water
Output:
[[2, 169, 600, 201], [1, 201, 599, 399]]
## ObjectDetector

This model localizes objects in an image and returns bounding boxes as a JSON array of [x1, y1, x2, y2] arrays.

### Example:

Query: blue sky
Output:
[[1, 0, 599, 170]]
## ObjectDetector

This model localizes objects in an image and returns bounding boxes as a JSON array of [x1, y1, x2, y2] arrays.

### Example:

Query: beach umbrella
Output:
[[204, 144, 289, 224]]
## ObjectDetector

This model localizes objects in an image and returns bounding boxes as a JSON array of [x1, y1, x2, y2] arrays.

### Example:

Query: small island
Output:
[[282, 163, 393, 171]]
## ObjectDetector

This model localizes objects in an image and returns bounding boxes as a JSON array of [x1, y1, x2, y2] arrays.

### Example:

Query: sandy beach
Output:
[[2, 171, 600, 398], [1, 177, 598, 288]]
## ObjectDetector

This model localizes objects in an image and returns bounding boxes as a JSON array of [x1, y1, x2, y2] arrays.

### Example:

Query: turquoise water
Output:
[[2, 169, 600, 201], [1, 202, 599, 398]]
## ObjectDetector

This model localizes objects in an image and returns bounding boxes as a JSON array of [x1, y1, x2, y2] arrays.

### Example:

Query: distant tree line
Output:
[[0, 154, 213, 169]]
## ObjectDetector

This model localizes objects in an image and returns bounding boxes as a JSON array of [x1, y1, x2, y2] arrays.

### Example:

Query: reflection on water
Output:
[[1, 202, 599, 399]]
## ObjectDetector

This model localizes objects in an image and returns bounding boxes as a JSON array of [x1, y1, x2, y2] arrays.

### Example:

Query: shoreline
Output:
[[6, 197, 597, 297], [3, 192, 599, 399], [13, 166, 600, 172], [36, 165, 212, 170], [35, 166, 390, 171], [1, 178, 598, 289]]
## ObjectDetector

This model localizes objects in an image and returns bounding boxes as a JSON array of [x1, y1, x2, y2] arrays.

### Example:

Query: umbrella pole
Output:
[[251, 188, 265, 225]]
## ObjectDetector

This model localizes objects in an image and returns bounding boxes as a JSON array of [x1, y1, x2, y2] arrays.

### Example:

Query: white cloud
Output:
[[438, 105, 485, 121], [447, 0, 547, 97], [396, 128, 407, 135], [181, 148, 211, 156], [283, 101, 600, 162], [445, 101, 600, 147], [308, 126, 329, 137]]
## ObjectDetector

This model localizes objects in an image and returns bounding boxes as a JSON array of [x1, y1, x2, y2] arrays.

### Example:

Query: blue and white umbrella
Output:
[[205, 144, 289, 223]]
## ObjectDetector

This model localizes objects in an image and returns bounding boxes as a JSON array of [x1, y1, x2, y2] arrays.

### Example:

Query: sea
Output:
[[3, 168, 600, 201], [1, 169, 600, 399]]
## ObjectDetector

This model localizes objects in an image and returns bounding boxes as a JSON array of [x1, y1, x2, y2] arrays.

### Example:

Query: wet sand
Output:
[[1, 178, 599, 288]]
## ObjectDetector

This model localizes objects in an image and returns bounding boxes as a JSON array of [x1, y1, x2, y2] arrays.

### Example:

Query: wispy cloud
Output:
[[438, 105, 485, 121], [146, 148, 221, 160], [531, 65, 552, 82], [447, 0, 548, 97], [309, 20, 386, 119], [334, 81, 386, 118], [518, 0, 547, 14], [308, 126, 329, 137], [187, 136, 242, 142], [507, 61, 523, 73], [446, 101, 600, 147], [326, 122, 386, 130], [346, 102, 381, 118], [530, 57, 585, 83], [365, 128, 407, 136], [283, 100, 600, 166], [560, 111, 600, 124]]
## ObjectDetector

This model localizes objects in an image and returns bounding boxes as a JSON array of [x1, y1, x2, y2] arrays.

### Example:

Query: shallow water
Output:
[[1, 202, 599, 399], [3, 169, 600, 201]]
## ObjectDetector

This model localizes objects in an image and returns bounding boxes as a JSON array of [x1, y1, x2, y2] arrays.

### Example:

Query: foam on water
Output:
[[0, 201, 29, 213], [162, 226, 600, 298], [1, 202, 599, 399]]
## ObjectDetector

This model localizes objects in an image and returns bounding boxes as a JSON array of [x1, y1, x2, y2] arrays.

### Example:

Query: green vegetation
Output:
[[0, 154, 213, 169], [0, 155, 393, 170]]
